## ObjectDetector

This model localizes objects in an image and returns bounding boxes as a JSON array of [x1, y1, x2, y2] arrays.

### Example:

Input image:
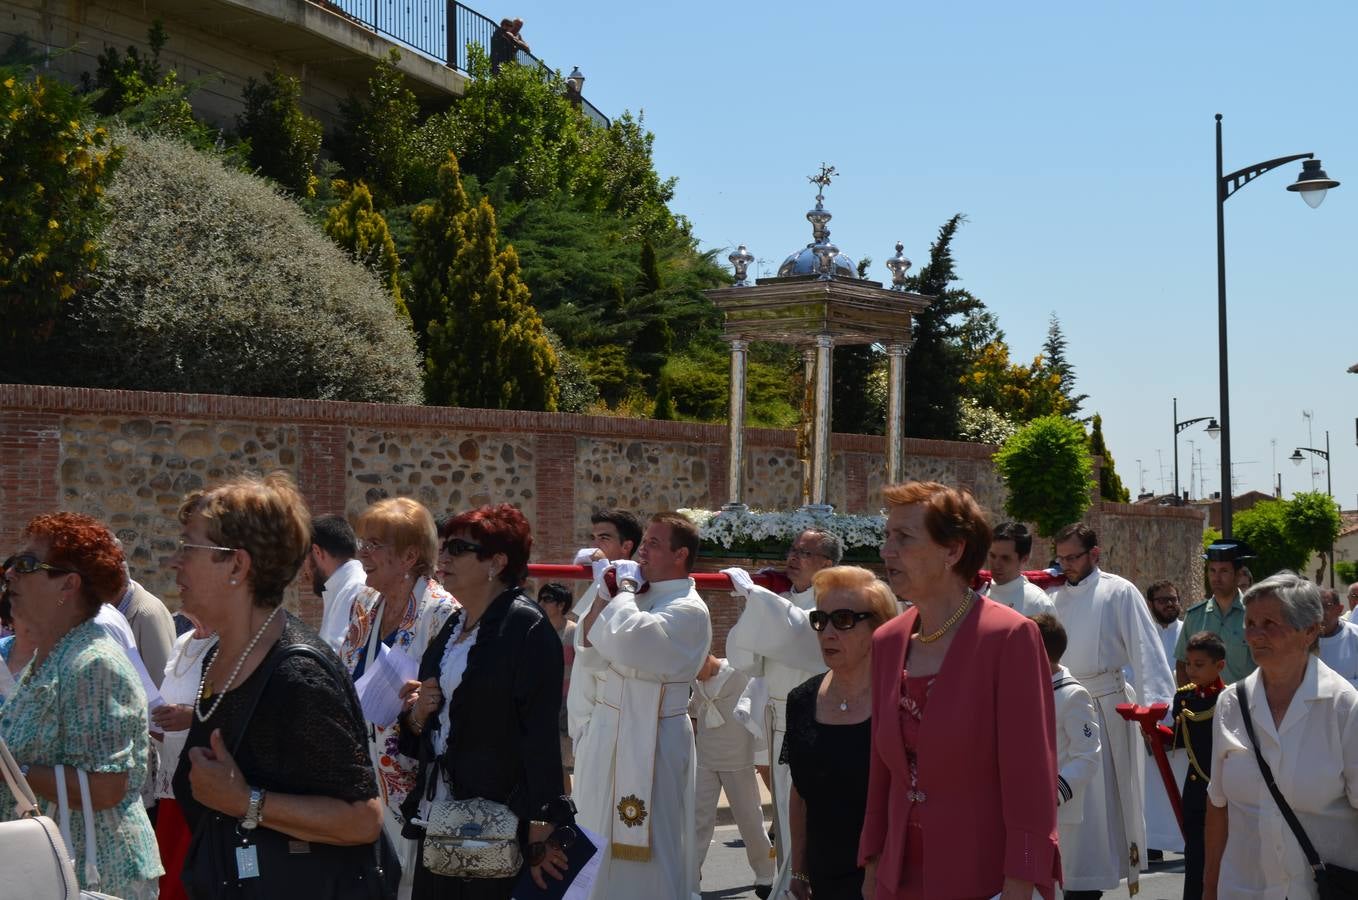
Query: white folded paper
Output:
[[354, 643, 419, 727]]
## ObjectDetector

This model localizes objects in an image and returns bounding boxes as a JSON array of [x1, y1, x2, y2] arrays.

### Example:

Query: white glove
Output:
[[613, 560, 643, 592], [590, 557, 614, 585], [722, 567, 755, 598], [574, 547, 602, 566]]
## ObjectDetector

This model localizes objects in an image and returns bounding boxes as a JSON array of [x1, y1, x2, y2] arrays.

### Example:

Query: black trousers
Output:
[[410, 842, 517, 900], [1183, 785, 1208, 900], [810, 869, 865, 900]]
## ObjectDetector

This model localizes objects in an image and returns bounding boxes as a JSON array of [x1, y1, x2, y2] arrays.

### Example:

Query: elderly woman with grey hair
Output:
[[1203, 572, 1358, 900]]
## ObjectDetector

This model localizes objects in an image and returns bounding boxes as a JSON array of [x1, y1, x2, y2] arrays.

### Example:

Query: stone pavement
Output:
[[700, 824, 1188, 900]]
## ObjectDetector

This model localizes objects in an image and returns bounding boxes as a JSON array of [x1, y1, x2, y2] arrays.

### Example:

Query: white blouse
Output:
[[424, 617, 479, 809], [155, 631, 218, 799], [1208, 655, 1358, 899]]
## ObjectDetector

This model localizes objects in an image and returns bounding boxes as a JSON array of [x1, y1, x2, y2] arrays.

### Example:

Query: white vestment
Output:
[[1052, 568, 1174, 893], [1319, 620, 1358, 687], [575, 577, 711, 900], [724, 583, 824, 873], [318, 558, 374, 651], [986, 575, 1058, 618], [1146, 618, 1186, 851]]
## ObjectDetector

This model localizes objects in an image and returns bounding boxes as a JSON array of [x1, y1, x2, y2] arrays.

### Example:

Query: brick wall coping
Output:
[[0, 383, 998, 459], [1096, 499, 1207, 521]]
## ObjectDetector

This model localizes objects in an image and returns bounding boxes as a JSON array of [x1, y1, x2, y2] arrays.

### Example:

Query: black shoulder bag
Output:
[[1235, 681, 1358, 900], [182, 642, 400, 900]]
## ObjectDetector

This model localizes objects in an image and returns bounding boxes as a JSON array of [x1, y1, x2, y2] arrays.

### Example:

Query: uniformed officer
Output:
[[1175, 540, 1255, 684], [1166, 631, 1226, 900]]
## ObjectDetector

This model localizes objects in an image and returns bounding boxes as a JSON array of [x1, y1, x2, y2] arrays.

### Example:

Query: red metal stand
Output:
[[1115, 702, 1184, 837]]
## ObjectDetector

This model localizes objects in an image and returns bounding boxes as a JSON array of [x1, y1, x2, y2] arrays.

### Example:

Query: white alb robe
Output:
[[575, 577, 712, 900], [724, 583, 824, 873], [1145, 617, 1186, 851], [986, 575, 1057, 618], [1319, 620, 1358, 687], [1052, 568, 1175, 893]]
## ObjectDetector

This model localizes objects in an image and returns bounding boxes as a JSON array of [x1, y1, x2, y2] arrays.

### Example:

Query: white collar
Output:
[[325, 558, 367, 594], [1051, 664, 1072, 683]]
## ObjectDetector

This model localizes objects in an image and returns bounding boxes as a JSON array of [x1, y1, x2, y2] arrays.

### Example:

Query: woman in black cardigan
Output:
[[397, 504, 568, 899]]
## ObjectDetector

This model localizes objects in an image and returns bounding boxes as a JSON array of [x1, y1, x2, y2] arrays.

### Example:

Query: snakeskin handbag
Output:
[[413, 798, 523, 879]]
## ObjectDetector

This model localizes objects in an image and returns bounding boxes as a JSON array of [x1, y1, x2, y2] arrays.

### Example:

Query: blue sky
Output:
[[492, 0, 1357, 511]]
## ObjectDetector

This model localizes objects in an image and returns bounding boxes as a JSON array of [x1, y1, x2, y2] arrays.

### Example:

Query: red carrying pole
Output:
[[1116, 702, 1184, 837]]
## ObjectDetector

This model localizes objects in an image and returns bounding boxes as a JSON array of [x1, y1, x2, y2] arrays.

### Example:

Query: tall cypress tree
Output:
[[407, 155, 470, 354], [630, 237, 672, 390], [414, 154, 558, 410], [1087, 413, 1130, 502], [323, 180, 405, 318], [1041, 312, 1087, 418]]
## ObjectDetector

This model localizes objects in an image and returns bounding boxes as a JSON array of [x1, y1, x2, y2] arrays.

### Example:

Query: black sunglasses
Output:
[[441, 538, 484, 557], [809, 609, 875, 632], [3, 554, 75, 577]]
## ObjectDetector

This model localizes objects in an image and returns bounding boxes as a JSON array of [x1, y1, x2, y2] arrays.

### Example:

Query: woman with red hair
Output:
[[0, 512, 164, 899], [398, 504, 569, 899], [861, 482, 1059, 900]]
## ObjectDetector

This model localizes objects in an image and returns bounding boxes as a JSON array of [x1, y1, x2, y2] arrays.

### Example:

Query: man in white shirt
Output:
[[1050, 523, 1174, 899], [690, 655, 774, 895], [1318, 587, 1358, 685], [723, 529, 835, 875], [574, 512, 712, 900], [1143, 579, 1187, 857], [303, 514, 373, 651], [984, 522, 1057, 617], [1343, 582, 1358, 621]]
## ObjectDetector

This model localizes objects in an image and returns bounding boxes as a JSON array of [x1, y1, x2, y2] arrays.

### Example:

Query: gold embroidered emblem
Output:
[[1130, 842, 1140, 867], [617, 795, 647, 828]]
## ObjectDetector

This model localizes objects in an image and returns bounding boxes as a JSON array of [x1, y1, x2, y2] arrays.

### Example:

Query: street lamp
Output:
[[1214, 114, 1339, 537], [1174, 396, 1220, 502], [1291, 429, 1335, 586], [566, 66, 585, 96]]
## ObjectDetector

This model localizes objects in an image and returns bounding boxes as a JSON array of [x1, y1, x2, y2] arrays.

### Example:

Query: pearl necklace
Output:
[[195, 606, 282, 723], [915, 589, 973, 644]]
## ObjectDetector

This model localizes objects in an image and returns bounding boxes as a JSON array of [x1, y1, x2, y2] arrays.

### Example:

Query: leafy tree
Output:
[[955, 397, 1018, 444], [572, 110, 677, 236], [0, 69, 120, 375], [1233, 500, 1310, 579], [1087, 413, 1131, 503], [901, 215, 990, 440], [407, 154, 472, 352], [1286, 491, 1342, 584], [336, 50, 423, 203], [415, 154, 557, 410], [544, 330, 598, 413], [239, 70, 322, 196], [45, 130, 421, 402], [1041, 312, 1087, 417], [994, 415, 1095, 538], [653, 378, 676, 420], [324, 180, 404, 315], [83, 20, 169, 114], [1336, 560, 1358, 586], [961, 341, 1069, 423], [833, 346, 885, 435]]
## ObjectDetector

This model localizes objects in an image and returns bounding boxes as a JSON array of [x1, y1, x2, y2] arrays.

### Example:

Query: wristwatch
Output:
[[241, 787, 267, 830]]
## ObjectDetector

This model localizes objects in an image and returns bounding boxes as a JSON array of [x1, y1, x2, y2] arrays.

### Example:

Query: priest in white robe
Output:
[[1143, 580, 1187, 854], [723, 528, 836, 873], [1050, 524, 1174, 897], [574, 512, 712, 900], [984, 522, 1057, 617]]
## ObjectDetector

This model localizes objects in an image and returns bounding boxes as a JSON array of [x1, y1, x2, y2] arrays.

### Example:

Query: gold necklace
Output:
[[915, 589, 973, 644]]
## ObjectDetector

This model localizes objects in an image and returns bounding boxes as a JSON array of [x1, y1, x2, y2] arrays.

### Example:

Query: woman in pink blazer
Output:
[[860, 482, 1060, 900]]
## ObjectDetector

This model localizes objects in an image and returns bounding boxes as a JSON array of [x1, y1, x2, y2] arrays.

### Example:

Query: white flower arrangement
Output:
[[677, 507, 885, 555]]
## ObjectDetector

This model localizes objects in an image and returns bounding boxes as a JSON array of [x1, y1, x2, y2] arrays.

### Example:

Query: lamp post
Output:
[[1214, 114, 1339, 537], [1173, 396, 1220, 502], [1290, 429, 1335, 586]]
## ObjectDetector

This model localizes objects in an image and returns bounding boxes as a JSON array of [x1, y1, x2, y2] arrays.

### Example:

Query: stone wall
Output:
[[0, 385, 1205, 636]]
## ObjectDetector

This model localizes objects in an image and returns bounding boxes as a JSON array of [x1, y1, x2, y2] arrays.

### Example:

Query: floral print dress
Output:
[[0, 619, 163, 898]]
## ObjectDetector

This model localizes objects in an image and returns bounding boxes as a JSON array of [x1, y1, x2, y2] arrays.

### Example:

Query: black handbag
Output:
[[1235, 682, 1358, 900], [182, 643, 401, 900]]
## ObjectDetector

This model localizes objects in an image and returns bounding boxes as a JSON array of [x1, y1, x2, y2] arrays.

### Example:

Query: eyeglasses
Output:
[[1056, 550, 1090, 566], [2, 554, 74, 576], [441, 538, 483, 557], [809, 609, 875, 632], [1151, 595, 1180, 605], [355, 538, 386, 554], [175, 540, 238, 555], [787, 547, 827, 561]]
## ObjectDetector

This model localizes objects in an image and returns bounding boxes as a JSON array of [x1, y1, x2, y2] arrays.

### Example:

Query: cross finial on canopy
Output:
[[807, 163, 837, 202]]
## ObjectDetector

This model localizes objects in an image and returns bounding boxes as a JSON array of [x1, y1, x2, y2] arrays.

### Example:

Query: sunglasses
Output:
[[441, 538, 483, 557], [809, 608, 875, 632], [3, 554, 75, 576]]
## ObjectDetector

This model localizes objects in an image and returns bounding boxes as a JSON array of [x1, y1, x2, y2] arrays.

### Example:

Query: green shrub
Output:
[[994, 415, 1094, 537], [239, 70, 322, 196], [45, 131, 422, 403]]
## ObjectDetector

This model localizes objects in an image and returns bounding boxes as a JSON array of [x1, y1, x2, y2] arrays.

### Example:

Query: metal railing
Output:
[[316, 0, 610, 128]]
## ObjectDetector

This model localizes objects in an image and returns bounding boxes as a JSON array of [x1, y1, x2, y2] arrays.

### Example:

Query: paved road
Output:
[[700, 825, 1188, 900]]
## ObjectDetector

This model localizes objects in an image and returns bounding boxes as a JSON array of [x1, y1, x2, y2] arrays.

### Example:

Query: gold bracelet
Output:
[[791, 871, 811, 884]]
